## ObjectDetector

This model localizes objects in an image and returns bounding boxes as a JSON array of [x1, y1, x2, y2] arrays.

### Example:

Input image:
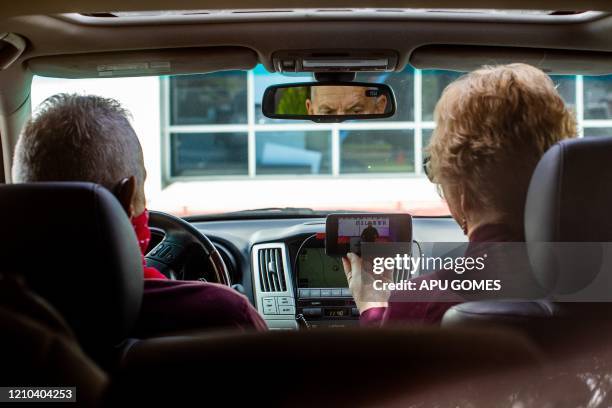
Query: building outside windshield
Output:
[[31, 66, 612, 217]]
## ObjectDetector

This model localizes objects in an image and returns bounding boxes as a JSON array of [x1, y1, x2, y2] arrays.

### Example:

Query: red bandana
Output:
[[131, 210, 167, 280]]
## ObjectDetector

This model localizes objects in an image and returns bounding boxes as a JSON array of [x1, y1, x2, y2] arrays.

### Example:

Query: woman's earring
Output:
[[461, 218, 468, 235]]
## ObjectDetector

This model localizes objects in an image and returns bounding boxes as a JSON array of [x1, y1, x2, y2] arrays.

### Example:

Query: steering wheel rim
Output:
[[145, 210, 231, 286]]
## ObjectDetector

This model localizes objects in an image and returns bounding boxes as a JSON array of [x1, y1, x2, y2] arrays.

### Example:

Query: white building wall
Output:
[[31, 76, 164, 204]]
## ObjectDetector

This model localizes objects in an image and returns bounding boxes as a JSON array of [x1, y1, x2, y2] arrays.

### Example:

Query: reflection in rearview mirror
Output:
[[306, 86, 388, 115], [262, 82, 396, 123]]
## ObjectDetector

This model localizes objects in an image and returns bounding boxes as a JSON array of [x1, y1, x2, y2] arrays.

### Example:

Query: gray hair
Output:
[[12, 93, 145, 193]]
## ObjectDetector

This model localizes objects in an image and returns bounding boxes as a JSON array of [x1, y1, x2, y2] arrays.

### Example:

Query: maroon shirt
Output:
[[360, 223, 523, 327], [134, 280, 267, 337]]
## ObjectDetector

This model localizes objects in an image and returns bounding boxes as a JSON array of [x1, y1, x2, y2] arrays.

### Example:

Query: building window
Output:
[[357, 69, 415, 121], [170, 132, 248, 177], [422, 128, 434, 154], [421, 70, 462, 122], [583, 128, 612, 137], [162, 68, 611, 181], [340, 129, 415, 174], [256, 131, 332, 175], [554, 75, 577, 112], [169, 72, 248, 125], [584, 75, 612, 120]]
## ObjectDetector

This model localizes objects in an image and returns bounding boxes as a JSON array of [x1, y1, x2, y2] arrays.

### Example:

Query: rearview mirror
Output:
[[262, 82, 396, 123]]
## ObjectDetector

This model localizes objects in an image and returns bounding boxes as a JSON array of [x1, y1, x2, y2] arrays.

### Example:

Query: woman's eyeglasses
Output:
[[423, 154, 444, 199], [423, 154, 433, 183]]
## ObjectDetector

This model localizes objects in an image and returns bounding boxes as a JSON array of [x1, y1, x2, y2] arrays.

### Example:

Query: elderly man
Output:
[[305, 85, 388, 115], [12, 93, 267, 335]]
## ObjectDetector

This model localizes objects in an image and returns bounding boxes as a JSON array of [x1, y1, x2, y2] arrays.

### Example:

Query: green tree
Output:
[[277, 86, 309, 115]]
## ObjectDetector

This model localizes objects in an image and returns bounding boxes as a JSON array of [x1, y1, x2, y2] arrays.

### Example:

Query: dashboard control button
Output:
[[331, 289, 342, 297], [278, 305, 296, 315], [263, 304, 278, 315], [303, 307, 322, 317], [320, 289, 332, 297], [299, 289, 311, 298], [263, 297, 276, 307], [157, 245, 171, 258], [309, 289, 321, 298], [278, 297, 294, 306], [351, 307, 360, 317], [341, 288, 352, 297], [149, 245, 162, 256]]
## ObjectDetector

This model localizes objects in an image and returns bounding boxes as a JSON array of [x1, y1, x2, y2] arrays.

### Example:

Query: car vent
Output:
[[258, 247, 287, 292]]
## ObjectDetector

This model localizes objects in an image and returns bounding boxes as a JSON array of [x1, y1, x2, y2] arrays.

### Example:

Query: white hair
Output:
[[12, 93, 145, 193]]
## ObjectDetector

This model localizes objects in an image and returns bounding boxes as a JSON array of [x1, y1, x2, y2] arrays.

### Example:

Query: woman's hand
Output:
[[342, 252, 389, 314]]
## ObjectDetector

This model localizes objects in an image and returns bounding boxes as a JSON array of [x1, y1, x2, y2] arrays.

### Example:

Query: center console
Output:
[[252, 236, 359, 330], [295, 238, 359, 328]]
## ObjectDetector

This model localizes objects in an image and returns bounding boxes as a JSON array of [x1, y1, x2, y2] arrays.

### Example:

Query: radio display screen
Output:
[[297, 247, 348, 288]]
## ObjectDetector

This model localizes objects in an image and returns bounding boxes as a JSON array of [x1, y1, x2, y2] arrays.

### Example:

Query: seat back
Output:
[[442, 137, 612, 349], [0, 182, 143, 351], [0, 273, 108, 406], [114, 327, 542, 406]]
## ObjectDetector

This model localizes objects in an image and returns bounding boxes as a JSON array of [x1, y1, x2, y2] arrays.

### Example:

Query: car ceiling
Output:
[[4, 9, 612, 78]]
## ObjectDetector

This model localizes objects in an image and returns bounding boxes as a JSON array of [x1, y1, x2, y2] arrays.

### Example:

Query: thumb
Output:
[[341, 256, 351, 275], [346, 252, 360, 265]]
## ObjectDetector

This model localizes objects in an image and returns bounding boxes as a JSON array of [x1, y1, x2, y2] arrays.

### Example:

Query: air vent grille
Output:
[[258, 247, 287, 292]]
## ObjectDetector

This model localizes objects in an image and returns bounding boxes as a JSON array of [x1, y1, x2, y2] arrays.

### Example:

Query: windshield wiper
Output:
[[230, 207, 319, 215], [183, 208, 383, 222], [183, 207, 326, 222]]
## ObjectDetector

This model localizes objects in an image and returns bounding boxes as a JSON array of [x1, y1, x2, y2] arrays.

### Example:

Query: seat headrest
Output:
[[525, 137, 612, 294], [526, 136, 612, 242], [0, 182, 143, 348]]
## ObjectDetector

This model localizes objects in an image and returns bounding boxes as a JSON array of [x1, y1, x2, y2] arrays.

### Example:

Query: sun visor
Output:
[[410, 45, 612, 75], [27, 46, 258, 78]]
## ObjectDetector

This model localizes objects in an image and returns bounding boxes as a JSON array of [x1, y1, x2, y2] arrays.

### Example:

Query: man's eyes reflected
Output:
[[317, 106, 335, 114], [315, 103, 366, 115]]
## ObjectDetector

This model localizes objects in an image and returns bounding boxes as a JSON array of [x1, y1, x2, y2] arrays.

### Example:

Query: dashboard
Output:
[[191, 216, 466, 330]]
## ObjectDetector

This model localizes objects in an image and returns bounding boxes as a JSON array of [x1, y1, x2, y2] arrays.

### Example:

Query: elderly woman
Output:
[[343, 63, 577, 326]]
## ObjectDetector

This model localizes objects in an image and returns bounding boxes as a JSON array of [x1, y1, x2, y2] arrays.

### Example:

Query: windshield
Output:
[[32, 66, 607, 217]]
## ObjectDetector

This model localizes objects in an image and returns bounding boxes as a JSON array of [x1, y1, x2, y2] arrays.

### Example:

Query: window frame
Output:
[[160, 71, 601, 185]]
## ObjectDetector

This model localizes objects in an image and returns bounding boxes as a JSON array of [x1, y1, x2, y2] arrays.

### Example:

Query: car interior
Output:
[[4, 1, 612, 406]]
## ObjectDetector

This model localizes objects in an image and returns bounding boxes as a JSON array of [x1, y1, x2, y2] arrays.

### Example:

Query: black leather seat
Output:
[[442, 136, 612, 350], [113, 326, 542, 406], [0, 182, 143, 361], [0, 273, 109, 406]]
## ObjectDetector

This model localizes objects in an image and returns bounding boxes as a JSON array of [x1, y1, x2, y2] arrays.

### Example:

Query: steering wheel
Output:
[[145, 210, 231, 286]]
